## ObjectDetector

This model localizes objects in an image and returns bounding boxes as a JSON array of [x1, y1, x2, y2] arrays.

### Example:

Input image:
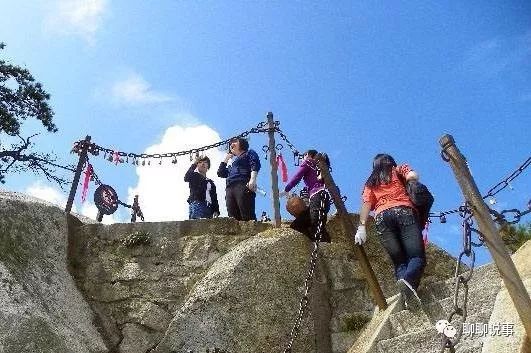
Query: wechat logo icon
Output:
[[436, 319, 457, 338]]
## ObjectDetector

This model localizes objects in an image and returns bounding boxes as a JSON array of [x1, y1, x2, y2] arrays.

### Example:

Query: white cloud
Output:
[[127, 124, 228, 222], [80, 202, 120, 224], [45, 0, 108, 44], [25, 181, 77, 213], [111, 73, 173, 105]]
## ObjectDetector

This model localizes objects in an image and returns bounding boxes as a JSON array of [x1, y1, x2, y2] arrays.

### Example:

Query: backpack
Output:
[[402, 179, 434, 228]]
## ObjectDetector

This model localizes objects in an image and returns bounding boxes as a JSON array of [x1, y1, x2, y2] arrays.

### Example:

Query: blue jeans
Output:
[[189, 201, 213, 219], [375, 206, 426, 289]]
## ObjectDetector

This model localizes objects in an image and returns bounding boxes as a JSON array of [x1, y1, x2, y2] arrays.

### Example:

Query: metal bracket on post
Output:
[[65, 135, 91, 214]]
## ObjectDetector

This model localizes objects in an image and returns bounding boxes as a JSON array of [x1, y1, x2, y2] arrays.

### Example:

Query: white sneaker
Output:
[[397, 278, 422, 311]]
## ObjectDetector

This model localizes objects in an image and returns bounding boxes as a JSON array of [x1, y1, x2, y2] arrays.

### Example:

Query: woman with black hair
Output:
[[281, 149, 332, 242], [354, 154, 425, 310], [184, 155, 220, 219], [217, 137, 261, 221]]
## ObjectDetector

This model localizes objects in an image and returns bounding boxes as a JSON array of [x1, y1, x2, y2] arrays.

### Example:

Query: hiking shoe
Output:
[[397, 278, 422, 311]]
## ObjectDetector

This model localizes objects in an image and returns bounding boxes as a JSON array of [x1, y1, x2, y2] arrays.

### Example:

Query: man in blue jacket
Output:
[[217, 137, 261, 221]]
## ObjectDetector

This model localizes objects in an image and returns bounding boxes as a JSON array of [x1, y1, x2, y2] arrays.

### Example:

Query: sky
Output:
[[1, 1, 530, 265]]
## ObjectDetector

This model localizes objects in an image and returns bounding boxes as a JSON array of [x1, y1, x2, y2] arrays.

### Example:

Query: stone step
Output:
[[443, 263, 501, 295], [423, 263, 502, 323], [418, 279, 455, 303], [376, 327, 442, 353], [388, 309, 432, 336]]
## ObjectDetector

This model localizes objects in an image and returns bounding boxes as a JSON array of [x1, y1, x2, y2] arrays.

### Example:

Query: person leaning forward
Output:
[[354, 153, 425, 311], [217, 137, 261, 221]]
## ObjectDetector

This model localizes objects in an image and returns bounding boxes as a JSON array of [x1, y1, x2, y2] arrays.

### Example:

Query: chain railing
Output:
[[482, 157, 531, 201], [429, 155, 531, 224], [275, 127, 302, 166], [72, 122, 272, 165], [283, 190, 329, 353], [440, 204, 485, 352], [437, 155, 531, 352]]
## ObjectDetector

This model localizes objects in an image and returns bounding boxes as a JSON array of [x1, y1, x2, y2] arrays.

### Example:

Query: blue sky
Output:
[[1, 1, 530, 265]]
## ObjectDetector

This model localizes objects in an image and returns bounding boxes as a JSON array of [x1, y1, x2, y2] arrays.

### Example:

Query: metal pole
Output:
[[439, 134, 531, 337], [65, 135, 91, 214], [316, 153, 388, 310], [267, 112, 281, 227]]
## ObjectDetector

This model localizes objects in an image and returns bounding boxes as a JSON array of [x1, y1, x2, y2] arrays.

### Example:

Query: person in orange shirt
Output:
[[354, 153, 425, 310]]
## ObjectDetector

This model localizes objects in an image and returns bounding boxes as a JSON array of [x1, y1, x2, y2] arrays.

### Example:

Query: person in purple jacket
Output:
[[281, 149, 332, 242]]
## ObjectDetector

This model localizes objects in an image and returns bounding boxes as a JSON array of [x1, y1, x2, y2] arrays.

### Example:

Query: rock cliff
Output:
[[0, 192, 476, 353]]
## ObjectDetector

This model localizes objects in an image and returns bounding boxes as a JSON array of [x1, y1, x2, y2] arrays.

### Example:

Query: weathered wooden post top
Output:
[[439, 133, 531, 339]]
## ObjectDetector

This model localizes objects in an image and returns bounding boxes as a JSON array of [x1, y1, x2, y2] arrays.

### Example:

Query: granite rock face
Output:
[[0, 191, 466, 353], [68, 217, 273, 352], [0, 193, 107, 353], [152, 228, 327, 353]]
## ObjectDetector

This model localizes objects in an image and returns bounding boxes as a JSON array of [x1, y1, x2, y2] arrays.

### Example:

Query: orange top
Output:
[[362, 164, 415, 215]]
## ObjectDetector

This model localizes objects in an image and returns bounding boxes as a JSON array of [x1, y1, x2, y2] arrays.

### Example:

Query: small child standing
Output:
[[184, 156, 220, 219]]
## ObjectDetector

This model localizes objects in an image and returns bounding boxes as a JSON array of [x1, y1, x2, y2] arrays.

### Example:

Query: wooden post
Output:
[[439, 134, 531, 337], [65, 135, 91, 214], [316, 153, 388, 310], [267, 112, 281, 227]]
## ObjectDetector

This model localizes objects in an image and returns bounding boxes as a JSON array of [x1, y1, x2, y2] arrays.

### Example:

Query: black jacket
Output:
[[184, 164, 220, 214]]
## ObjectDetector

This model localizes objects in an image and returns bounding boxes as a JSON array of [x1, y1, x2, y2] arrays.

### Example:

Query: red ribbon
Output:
[[81, 163, 93, 203], [277, 154, 288, 183]]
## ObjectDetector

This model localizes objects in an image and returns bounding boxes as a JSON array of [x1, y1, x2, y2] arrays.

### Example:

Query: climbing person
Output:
[[354, 153, 426, 310], [184, 155, 220, 219], [217, 137, 261, 221], [281, 149, 332, 243]]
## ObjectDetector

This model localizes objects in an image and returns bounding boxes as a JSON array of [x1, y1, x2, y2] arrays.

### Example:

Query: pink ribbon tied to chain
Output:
[[277, 154, 288, 183], [81, 163, 93, 203]]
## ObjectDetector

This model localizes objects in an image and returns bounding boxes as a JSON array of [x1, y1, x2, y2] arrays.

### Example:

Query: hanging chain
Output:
[[440, 204, 485, 352], [72, 122, 268, 161], [275, 127, 302, 166], [482, 157, 531, 200], [489, 204, 531, 226], [283, 190, 328, 353], [432, 155, 531, 223]]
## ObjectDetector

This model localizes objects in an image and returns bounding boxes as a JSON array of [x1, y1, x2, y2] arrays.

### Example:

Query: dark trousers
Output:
[[290, 190, 331, 242], [375, 206, 426, 289], [226, 181, 256, 221]]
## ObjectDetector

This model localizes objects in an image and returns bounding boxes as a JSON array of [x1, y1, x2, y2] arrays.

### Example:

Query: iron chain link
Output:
[[441, 204, 485, 352], [283, 190, 329, 353], [275, 127, 302, 166], [73, 122, 268, 162], [482, 157, 531, 200], [433, 155, 531, 223]]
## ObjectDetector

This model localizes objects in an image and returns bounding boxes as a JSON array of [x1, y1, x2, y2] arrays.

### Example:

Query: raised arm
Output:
[[217, 153, 233, 178], [284, 161, 308, 192], [184, 163, 197, 182]]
